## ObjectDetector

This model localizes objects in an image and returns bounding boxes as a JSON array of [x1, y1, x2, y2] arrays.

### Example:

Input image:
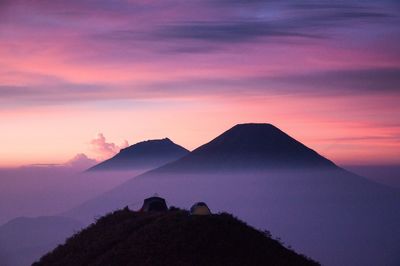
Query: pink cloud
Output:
[[65, 153, 97, 169], [90, 133, 129, 160], [0, 0, 399, 166]]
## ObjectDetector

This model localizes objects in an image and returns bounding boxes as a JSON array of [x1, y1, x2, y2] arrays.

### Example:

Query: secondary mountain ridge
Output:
[[88, 138, 189, 171]]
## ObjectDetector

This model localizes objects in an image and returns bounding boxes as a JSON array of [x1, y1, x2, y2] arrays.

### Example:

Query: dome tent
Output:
[[190, 202, 211, 215], [140, 196, 168, 212]]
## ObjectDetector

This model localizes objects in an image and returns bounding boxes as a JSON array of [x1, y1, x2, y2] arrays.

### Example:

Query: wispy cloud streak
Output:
[[0, 0, 399, 165]]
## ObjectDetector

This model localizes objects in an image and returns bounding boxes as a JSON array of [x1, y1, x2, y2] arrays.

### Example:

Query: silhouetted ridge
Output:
[[88, 138, 189, 171], [34, 208, 319, 266], [157, 123, 336, 172]]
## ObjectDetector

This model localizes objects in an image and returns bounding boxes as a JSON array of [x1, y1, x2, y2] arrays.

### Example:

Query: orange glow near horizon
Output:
[[1, 0, 399, 167], [1, 92, 399, 167]]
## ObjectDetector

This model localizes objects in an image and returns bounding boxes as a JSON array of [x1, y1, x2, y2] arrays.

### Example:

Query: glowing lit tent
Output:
[[190, 202, 211, 215], [140, 196, 168, 212]]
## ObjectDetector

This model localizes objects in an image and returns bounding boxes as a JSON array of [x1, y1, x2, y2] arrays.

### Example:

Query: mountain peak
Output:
[[88, 138, 189, 171], [232, 122, 276, 128], [222, 123, 286, 139], [158, 123, 336, 172], [119, 138, 173, 153]]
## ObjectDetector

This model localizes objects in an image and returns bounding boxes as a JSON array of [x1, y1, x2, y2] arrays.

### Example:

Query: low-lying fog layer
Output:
[[0, 166, 148, 266], [67, 168, 400, 266], [0, 167, 144, 225], [344, 165, 400, 189], [1, 167, 399, 266]]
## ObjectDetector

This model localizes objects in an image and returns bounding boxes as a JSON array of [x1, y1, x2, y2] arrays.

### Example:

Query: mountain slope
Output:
[[34, 208, 318, 266], [88, 138, 189, 171], [63, 123, 400, 266], [155, 123, 336, 172]]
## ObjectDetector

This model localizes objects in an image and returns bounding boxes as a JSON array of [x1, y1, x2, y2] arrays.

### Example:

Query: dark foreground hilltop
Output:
[[33, 208, 319, 266]]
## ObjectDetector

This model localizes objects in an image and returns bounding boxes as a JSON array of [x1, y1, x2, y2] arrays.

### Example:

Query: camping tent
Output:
[[190, 202, 211, 215], [140, 196, 168, 212]]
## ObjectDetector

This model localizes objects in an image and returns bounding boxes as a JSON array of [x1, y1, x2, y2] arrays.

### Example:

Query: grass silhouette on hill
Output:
[[34, 208, 319, 266]]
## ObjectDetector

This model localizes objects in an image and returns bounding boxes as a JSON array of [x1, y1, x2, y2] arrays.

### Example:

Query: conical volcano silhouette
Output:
[[159, 123, 336, 171], [66, 124, 400, 266]]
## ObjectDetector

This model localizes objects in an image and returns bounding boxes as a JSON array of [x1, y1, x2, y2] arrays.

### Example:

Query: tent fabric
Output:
[[190, 202, 211, 215], [141, 196, 168, 212]]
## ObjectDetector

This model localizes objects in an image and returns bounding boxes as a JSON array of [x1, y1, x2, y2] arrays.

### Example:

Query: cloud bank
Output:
[[0, 0, 398, 105], [90, 134, 128, 160]]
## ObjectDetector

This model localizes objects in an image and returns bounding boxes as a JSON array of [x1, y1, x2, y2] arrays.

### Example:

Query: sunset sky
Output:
[[1, 0, 399, 167]]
